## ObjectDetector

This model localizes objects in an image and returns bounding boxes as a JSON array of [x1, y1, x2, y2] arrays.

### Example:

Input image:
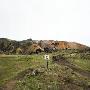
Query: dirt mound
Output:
[[52, 55, 66, 62]]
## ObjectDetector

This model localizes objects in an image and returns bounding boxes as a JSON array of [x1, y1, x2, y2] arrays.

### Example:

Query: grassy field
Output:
[[0, 51, 90, 90]]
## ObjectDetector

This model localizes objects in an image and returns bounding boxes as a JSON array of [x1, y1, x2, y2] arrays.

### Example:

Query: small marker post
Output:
[[44, 54, 50, 69]]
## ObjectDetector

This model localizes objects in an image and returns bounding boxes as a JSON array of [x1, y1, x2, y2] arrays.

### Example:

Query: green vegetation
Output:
[[68, 58, 90, 71], [0, 50, 90, 90]]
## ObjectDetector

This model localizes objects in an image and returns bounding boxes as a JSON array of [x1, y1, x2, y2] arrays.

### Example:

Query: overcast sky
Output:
[[0, 0, 90, 46]]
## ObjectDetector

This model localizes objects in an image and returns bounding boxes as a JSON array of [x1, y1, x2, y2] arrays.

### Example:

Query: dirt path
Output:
[[1, 68, 34, 90], [56, 59, 90, 78], [2, 80, 17, 90]]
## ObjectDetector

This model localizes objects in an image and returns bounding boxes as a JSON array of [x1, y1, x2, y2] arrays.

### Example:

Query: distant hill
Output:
[[0, 38, 89, 54], [37, 40, 89, 49]]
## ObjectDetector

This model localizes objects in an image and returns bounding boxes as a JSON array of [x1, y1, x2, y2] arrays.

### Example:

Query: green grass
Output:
[[65, 53, 90, 71], [0, 55, 33, 83], [0, 52, 90, 90], [68, 58, 90, 71], [0, 54, 50, 86]]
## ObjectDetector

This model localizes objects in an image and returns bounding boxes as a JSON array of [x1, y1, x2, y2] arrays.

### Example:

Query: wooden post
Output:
[[47, 60, 48, 69]]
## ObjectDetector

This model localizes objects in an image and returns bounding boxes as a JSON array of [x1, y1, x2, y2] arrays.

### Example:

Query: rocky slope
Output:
[[0, 38, 89, 54], [37, 40, 88, 49]]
